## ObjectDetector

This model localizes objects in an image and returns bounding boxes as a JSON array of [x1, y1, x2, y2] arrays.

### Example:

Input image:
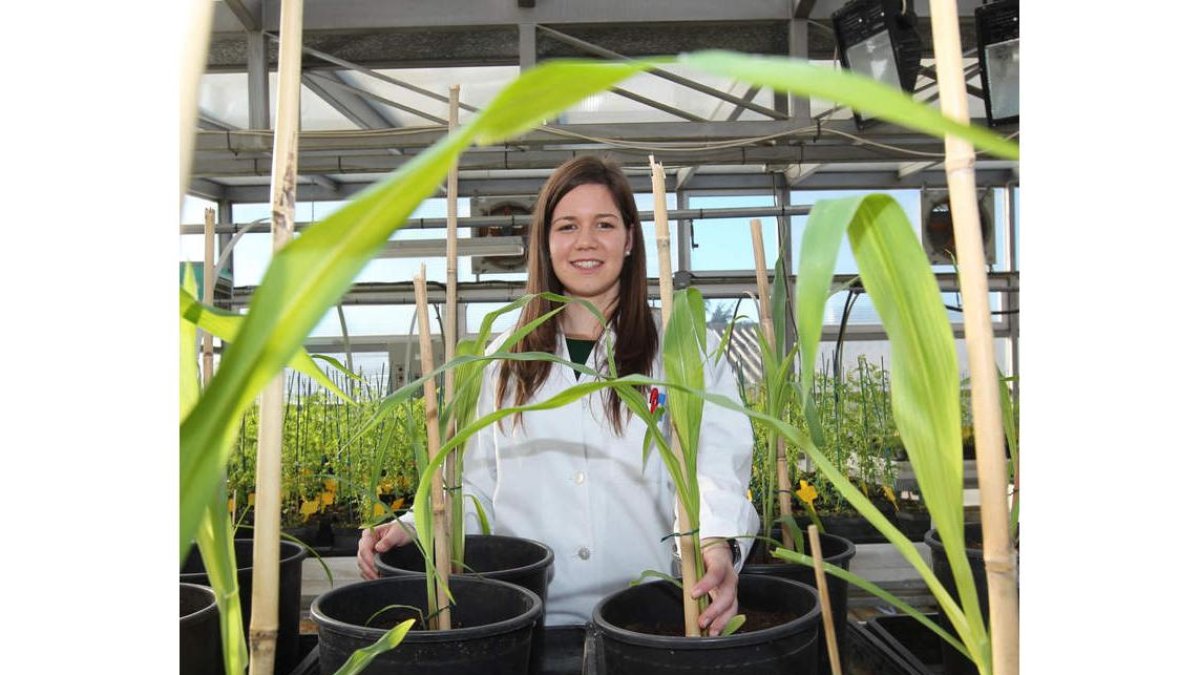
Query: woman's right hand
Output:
[[357, 521, 413, 580]]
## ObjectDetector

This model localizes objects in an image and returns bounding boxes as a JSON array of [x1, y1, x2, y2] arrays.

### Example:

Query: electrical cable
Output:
[[943, 304, 1019, 316]]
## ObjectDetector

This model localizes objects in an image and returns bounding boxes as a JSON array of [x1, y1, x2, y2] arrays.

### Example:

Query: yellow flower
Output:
[[883, 485, 900, 511], [391, 497, 406, 510], [323, 479, 338, 493], [379, 480, 395, 494], [320, 490, 335, 506], [373, 502, 387, 517], [796, 480, 818, 507], [248, 492, 256, 507], [227, 498, 236, 514], [300, 498, 320, 522]]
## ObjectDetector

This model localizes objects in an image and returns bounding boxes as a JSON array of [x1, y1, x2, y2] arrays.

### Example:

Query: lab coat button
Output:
[[574, 472, 585, 485], [578, 547, 591, 560]]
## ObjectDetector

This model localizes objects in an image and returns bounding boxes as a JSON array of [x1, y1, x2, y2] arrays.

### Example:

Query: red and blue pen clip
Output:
[[648, 387, 672, 439], [648, 387, 667, 414]]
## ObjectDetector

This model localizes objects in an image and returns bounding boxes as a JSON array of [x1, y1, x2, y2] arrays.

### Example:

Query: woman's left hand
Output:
[[692, 538, 739, 636]]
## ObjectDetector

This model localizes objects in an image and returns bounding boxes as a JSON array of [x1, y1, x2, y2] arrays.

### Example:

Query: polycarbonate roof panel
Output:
[[558, 64, 778, 124], [340, 65, 521, 127], [198, 73, 251, 128]]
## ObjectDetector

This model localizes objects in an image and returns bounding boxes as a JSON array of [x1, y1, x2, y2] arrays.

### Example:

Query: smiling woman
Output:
[[359, 155, 760, 637]]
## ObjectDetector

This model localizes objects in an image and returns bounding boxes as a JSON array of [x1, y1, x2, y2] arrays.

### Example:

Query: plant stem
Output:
[[651, 156, 702, 637], [750, 219, 796, 552], [927, 2, 1019, 673], [415, 266, 453, 630]]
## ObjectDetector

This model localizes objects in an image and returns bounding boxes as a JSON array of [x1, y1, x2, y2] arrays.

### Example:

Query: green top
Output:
[[564, 337, 596, 381]]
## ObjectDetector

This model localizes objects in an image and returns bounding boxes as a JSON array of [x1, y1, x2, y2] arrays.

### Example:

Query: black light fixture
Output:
[[831, 0, 923, 129], [975, 0, 1019, 127]]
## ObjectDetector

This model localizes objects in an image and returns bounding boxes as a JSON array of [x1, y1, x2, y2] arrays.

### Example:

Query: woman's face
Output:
[[548, 183, 632, 308]]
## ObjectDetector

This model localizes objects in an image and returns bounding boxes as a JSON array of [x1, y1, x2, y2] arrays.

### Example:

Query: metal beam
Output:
[[188, 166, 1019, 205], [223, 0, 262, 31], [277, 36, 481, 114], [188, 178, 228, 201], [246, 31, 270, 129], [182, 204, 819, 236], [611, 87, 707, 123], [723, 85, 763, 122], [793, 0, 818, 18], [536, 25, 789, 121], [212, 0, 800, 33], [306, 174, 339, 190], [675, 166, 698, 191], [298, 70, 446, 125], [198, 112, 238, 131], [518, 22, 536, 71], [785, 163, 821, 186], [301, 71, 396, 129], [193, 142, 975, 177]]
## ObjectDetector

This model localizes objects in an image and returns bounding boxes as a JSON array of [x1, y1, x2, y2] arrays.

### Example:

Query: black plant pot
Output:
[[375, 534, 553, 600], [310, 575, 542, 675], [376, 533, 555, 671], [743, 530, 856, 675], [180, 539, 307, 675], [180, 582, 222, 675], [924, 524, 997, 675], [591, 575, 823, 674]]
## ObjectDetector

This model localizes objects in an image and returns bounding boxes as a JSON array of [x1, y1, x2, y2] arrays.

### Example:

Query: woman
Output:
[[358, 155, 759, 636]]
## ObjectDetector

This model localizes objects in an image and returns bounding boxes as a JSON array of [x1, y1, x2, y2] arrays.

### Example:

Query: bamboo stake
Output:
[[927, 2, 1018, 673], [750, 218, 795, 552], [202, 208, 216, 382], [415, 265, 453, 630], [650, 156, 702, 637], [807, 525, 843, 675], [249, 1, 303, 672], [444, 85, 463, 574]]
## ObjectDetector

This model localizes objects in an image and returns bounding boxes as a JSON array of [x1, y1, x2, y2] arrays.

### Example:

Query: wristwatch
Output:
[[727, 538, 741, 566]]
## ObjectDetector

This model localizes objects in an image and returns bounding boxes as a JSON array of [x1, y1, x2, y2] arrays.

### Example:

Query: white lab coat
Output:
[[459, 322, 760, 626]]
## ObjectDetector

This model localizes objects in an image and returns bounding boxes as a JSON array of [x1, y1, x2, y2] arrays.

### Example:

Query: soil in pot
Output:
[[180, 538, 307, 675], [180, 582, 222, 675], [591, 574, 823, 675], [744, 530, 856, 675], [376, 533, 555, 671], [310, 575, 542, 675]]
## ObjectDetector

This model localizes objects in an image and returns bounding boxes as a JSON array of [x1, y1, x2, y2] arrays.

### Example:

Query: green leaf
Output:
[[680, 51, 1019, 161], [630, 569, 683, 589], [468, 494, 492, 536], [193, 482, 247, 675], [792, 194, 989, 670], [719, 614, 746, 637], [180, 269, 201, 428], [179, 290, 353, 404], [473, 60, 650, 145], [771, 547, 969, 658], [330, 619, 415, 675]]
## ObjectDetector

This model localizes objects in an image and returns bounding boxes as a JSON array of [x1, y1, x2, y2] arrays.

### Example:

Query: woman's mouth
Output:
[[571, 259, 602, 270]]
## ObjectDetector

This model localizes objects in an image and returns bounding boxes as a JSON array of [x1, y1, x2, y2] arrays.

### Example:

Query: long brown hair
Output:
[[497, 155, 656, 434]]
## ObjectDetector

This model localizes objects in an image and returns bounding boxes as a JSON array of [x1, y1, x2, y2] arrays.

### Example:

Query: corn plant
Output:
[[182, 49, 1016, 668]]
